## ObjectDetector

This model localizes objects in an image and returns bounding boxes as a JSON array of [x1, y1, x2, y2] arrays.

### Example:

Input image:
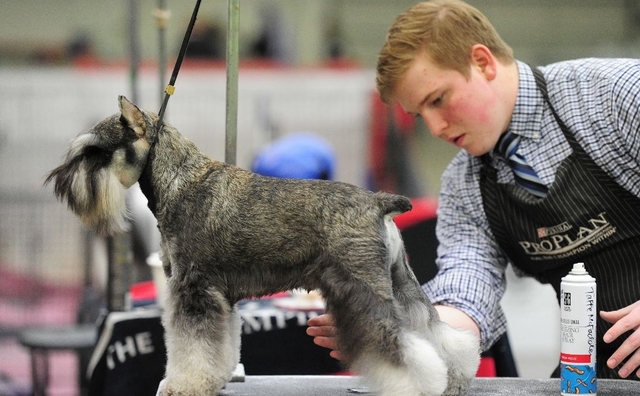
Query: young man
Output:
[[308, 0, 640, 380]]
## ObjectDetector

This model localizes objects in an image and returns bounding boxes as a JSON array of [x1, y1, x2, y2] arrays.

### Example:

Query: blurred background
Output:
[[1, 1, 639, 395]]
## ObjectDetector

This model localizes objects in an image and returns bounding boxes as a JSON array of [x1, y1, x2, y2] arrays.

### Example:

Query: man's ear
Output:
[[470, 44, 497, 81], [118, 95, 146, 138]]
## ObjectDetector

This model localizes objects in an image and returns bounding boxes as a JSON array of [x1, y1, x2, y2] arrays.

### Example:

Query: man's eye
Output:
[[432, 96, 443, 106]]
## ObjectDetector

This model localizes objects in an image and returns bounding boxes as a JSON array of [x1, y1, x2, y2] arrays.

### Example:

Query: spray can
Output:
[[560, 262, 597, 395]]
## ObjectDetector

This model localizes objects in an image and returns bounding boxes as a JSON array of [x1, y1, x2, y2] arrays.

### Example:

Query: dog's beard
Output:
[[51, 159, 130, 235], [46, 126, 138, 236], [78, 165, 129, 235]]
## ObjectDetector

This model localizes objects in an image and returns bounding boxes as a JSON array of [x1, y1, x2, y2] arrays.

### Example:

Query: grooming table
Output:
[[219, 376, 639, 396]]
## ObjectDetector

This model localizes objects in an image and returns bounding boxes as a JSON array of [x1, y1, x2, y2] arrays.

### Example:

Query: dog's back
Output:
[[152, 163, 414, 298]]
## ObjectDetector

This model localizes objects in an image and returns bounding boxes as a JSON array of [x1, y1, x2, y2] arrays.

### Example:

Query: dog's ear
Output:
[[118, 95, 147, 138]]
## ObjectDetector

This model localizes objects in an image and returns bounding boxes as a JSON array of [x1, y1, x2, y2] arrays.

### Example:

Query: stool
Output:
[[18, 325, 97, 396]]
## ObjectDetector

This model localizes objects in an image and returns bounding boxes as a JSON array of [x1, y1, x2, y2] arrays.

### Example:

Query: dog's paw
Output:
[[155, 377, 227, 396], [431, 322, 479, 396], [441, 376, 474, 396]]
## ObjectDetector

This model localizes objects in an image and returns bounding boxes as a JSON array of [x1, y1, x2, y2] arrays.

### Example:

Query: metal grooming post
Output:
[[225, 0, 240, 165], [128, 0, 141, 104], [106, 0, 140, 312]]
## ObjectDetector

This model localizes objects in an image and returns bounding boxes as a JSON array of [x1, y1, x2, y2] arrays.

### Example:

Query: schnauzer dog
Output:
[[46, 96, 479, 396]]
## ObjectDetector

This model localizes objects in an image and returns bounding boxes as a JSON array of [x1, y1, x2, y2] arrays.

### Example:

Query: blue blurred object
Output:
[[251, 134, 336, 180]]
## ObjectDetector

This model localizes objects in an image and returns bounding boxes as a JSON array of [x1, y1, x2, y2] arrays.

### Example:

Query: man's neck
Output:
[[497, 61, 520, 134]]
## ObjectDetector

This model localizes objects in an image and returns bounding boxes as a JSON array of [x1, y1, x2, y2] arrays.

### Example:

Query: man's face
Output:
[[393, 53, 506, 156]]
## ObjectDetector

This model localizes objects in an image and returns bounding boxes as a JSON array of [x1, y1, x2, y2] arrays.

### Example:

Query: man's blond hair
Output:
[[376, 0, 514, 104]]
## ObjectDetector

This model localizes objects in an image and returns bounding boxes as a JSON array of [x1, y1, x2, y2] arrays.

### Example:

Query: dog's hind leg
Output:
[[386, 218, 479, 396], [321, 244, 448, 395], [158, 267, 238, 396], [385, 217, 439, 332]]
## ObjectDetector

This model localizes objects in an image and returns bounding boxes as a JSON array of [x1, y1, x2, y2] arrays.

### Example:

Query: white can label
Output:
[[560, 284, 597, 394]]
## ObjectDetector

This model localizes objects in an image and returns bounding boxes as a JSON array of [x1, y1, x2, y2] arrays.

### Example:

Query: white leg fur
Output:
[[355, 332, 448, 396], [433, 322, 480, 396], [384, 214, 405, 267], [385, 219, 435, 330], [227, 307, 242, 380], [161, 285, 237, 395]]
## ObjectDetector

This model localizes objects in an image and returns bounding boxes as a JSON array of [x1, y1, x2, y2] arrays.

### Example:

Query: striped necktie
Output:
[[496, 131, 548, 198]]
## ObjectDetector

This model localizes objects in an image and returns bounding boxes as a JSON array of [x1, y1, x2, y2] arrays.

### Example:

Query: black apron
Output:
[[479, 67, 640, 379]]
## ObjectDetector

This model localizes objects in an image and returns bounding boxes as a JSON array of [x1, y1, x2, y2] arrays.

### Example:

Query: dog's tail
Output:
[[375, 192, 412, 217]]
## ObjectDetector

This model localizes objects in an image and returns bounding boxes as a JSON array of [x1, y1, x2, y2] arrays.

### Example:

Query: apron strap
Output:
[[530, 67, 581, 152]]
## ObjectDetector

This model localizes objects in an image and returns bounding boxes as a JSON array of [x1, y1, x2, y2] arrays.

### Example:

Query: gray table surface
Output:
[[220, 375, 639, 396]]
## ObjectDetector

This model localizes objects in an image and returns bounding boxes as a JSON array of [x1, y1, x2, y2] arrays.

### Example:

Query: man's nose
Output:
[[422, 111, 447, 138]]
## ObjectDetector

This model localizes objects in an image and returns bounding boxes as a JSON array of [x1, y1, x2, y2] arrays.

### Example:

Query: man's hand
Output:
[[601, 300, 640, 378], [306, 314, 344, 361], [307, 306, 480, 362]]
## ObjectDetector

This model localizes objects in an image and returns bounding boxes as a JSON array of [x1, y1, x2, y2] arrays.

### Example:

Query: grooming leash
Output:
[[139, 0, 201, 216], [156, 0, 202, 129]]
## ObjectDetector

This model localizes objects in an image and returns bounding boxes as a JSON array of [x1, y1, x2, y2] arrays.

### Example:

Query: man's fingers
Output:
[[306, 313, 343, 361], [602, 306, 640, 344], [600, 307, 631, 324], [306, 325, 337, 337], [307, 313, 335, 327], [311, 335, 339, 351], [607, 331, 640, 378], [602, 302, 640, 378]]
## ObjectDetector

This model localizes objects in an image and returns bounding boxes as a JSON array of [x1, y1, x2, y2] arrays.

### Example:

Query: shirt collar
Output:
[[505, 61, 545, 141]]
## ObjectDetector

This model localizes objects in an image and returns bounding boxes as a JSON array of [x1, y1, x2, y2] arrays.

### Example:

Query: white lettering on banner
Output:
[[136, 331, 155, 354], [240, 310, 318, 334], [518, 212, 617, 261], [106, 331, 156, 369]]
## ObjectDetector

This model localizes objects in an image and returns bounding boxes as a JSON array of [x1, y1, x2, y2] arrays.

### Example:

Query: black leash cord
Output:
[[157, 0, 202, 126]]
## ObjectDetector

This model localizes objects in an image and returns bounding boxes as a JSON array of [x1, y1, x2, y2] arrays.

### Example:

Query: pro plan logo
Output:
[[520, 212, 617, 261]]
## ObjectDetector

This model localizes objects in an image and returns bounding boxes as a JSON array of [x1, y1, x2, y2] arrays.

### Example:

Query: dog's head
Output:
[[45, 96, 155, 235]]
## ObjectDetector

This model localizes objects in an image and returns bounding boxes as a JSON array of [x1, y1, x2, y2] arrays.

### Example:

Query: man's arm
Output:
[[436, 305, 481, 339]]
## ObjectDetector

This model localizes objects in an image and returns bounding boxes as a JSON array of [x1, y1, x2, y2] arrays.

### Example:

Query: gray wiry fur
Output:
[[46, 96, 480, 396]]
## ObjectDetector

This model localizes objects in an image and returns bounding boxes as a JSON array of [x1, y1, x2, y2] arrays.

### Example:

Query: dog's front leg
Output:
[[159, 272, 239, 396]]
